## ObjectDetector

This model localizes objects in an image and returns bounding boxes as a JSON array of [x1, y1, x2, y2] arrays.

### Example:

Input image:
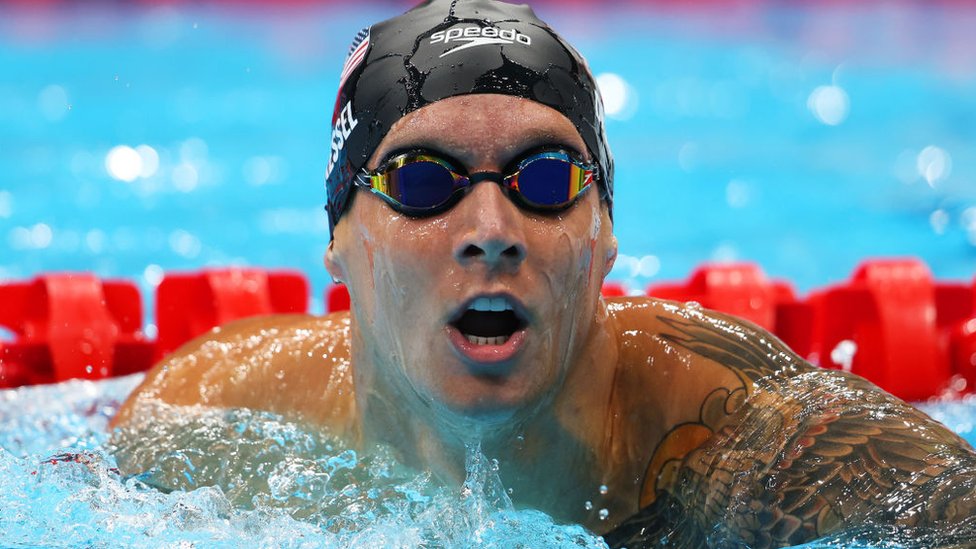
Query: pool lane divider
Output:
[[0, 270, 306, 388], [1, 260, 974, 402], [154, 270, 307, 361], [0, 274, 152, 387]]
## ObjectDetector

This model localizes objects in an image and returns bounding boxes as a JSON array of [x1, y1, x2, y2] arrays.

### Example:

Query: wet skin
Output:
[[113, 95, 976, 546]]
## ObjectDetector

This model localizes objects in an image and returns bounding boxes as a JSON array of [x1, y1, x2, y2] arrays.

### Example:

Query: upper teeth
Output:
[[469, 297, 513, 312]]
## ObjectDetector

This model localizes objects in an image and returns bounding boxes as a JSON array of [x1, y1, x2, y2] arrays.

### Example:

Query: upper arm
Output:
[[631, 302, 815, 509], [612, 304, 976, 548], [641, 369, 976, 547]]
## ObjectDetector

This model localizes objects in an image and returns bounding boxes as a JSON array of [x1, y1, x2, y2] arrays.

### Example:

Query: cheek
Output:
[[531, 203, 604, 292], [342, 202, 452, 332], [524, 205, 603, 354]]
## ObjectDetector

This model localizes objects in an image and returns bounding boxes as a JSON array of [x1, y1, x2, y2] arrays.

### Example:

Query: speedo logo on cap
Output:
[[429, 25, 532, 58]]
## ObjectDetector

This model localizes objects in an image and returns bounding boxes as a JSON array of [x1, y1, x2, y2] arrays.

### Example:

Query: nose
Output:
[[452, 182, 527, 271]]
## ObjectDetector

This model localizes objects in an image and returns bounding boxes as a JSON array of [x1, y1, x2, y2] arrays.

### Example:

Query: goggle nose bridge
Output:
[[468, 171, 505, 183]]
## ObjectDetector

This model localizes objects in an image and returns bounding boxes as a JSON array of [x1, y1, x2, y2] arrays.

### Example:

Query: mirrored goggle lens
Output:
[[369, 151, 594, 213], [513, 155, 592, 208], [377, 159, 459, 210]]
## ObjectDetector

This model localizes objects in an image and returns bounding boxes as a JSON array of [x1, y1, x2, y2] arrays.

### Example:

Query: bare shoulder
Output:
[[606, 295, 814, 383], [604, 296, 815, 503], [111, 312, 355, 431], [604, 296, 814, 428], [603, 296, 976, 548]]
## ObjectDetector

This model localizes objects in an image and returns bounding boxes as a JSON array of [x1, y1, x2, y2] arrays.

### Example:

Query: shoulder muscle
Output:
[[111, 313, 354, 430]]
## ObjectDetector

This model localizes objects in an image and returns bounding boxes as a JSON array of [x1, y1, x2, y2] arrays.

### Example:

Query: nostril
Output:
[[455, 241, 526, 266], [462, 244, 483, 258]]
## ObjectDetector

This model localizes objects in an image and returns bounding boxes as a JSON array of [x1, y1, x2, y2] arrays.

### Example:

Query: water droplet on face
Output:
[[598, 484, 608, 495], [598, 508, 609, 520], [584, 500, 593, 511]]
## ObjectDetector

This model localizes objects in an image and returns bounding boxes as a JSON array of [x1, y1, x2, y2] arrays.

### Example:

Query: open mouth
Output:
[[450, 296, 528, 346]]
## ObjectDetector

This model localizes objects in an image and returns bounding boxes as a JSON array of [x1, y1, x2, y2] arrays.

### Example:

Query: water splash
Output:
[[0, 376, 607, 548], [4, 375, 976, 547]]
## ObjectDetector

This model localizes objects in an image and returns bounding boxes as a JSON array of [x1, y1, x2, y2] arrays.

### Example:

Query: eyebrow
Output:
[[377, 145, 466, 171], [375, 141, 590, 175], [375, 138, 588, 171]]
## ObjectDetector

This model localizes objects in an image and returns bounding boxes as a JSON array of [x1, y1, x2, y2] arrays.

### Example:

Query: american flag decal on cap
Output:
[[338, 27, 370, 92]]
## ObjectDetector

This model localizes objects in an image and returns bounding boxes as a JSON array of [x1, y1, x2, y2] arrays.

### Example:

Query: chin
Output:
[[428, 368, 554, 427]]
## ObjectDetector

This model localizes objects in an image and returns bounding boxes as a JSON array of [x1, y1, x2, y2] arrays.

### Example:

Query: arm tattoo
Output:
[[605, 309, 976, 549]]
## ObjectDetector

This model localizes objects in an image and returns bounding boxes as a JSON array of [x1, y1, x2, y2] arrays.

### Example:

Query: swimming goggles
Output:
[[353, 148, 597, 217]]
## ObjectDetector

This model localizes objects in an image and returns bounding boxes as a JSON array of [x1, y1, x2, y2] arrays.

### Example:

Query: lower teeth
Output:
[[466, 334, 509, 345]]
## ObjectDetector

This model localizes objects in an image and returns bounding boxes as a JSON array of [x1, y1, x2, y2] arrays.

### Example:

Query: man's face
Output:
[[328, 94, 616, 424]]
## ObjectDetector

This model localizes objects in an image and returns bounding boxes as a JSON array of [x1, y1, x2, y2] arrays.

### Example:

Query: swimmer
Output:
[[113, 0, 976, 546]]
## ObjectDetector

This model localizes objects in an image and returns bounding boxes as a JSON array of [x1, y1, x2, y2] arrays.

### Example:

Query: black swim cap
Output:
[[325, 0, 613, 237]]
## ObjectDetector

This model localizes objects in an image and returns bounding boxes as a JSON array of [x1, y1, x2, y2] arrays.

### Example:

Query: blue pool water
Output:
[[2, 1, 976, 547], [1, 2, 974, 310]]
